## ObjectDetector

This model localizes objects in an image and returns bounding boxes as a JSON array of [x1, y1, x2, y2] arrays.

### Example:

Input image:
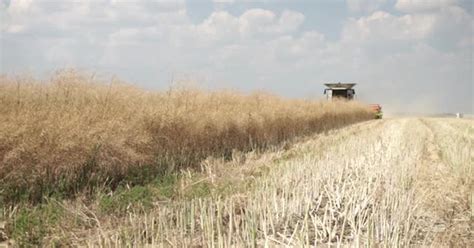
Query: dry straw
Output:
[[0, 70, 373, 203]]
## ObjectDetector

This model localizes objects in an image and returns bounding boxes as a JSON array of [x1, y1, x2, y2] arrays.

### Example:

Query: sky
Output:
[[1, 0, 473, 114]]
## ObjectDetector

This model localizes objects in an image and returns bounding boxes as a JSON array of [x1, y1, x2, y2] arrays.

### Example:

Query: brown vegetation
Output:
[[0, 70, 373, 204]]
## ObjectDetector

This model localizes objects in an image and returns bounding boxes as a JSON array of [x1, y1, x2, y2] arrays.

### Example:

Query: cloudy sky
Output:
[[1, 0, 473, 113]]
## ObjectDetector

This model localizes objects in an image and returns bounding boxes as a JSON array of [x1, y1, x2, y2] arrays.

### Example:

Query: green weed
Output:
[[9, 201, 64, 246]]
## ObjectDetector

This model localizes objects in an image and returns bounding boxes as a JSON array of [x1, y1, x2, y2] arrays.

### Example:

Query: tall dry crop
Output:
[[0, 70, 373, 204]]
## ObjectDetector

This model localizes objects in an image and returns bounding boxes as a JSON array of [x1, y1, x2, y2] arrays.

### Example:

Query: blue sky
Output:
[[1, 0, 473, 113]]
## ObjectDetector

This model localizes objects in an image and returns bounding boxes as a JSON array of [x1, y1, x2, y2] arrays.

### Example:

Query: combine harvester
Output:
[[324, 83, 383, 119]]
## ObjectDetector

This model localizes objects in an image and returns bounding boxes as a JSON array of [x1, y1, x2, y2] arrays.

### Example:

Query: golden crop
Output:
[[0, 70, 373, 203]]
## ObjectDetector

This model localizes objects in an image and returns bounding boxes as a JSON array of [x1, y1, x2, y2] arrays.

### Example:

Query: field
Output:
[[0, 72, 472, 247]]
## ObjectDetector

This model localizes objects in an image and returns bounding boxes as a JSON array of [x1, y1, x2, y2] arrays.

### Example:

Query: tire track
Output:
[[415, 118, 472, 247]]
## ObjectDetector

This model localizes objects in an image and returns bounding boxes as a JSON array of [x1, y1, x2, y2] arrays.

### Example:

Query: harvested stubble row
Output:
[[0, 70, 373, 204]]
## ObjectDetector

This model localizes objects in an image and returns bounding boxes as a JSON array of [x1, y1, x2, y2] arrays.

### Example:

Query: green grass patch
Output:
[[183, 181, 212, 199], [99, 185, 153, 214], [99, 174, 178, 215], [8, 200, 64, 246]]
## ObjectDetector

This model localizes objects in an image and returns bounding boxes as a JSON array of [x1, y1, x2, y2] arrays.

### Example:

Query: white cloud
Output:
[[1, 0, 188, 34], [342, 11, 436, 42], [347, 0, 387, 13], [195, 11, 239, 44], [6, 0, 34, 14], [237, 9, 304, 37], [271, 31, 325, 60], [238, 8, 276, 35], [341, 4, 472, 53], [4, 24, 25, 33], [212, 0, 261, 4], [395, 0, 458, 13], [277, 10, 305, 33], [213, 0, 235, 3], [191, 8, 304, 44]]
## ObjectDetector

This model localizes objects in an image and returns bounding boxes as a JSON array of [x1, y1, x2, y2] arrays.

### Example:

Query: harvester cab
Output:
[[324, 83, 356, 100]]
